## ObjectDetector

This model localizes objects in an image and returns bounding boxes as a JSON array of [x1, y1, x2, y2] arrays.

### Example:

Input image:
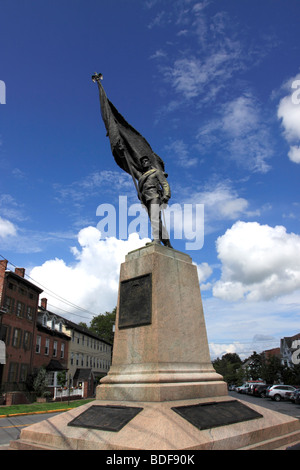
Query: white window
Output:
[[53, 341, 57, 357], [47, 371, 55, 386], [45, 338, 49, 355], [36, 335, 41, 353], [60, 342, 65, 358], [12, 328, 21, 347]]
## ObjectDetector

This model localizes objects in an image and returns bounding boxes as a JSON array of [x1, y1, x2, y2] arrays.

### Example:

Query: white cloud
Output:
[[277, 74, 300, 163], [195, 261, 213, 283], [213, 221, 300, 301], [29, 227, 150, 322], [204, 294, 300, 360], [0, 216, 17, 238], [222, 95, 259, 137], [208, 335, 279, 361], [209, 342, 242, 360], [197, 94, 272, 173], [288, 145, 300, 164], [165, 139, 198, 167], [278, 95, 300, 141], [189, 182, 251, 232]]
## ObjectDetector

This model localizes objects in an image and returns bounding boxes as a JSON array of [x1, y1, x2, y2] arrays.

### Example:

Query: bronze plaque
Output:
[[118, 273, 152, 329], [172, 400, 263, 430], [68, 405, 143, 432]]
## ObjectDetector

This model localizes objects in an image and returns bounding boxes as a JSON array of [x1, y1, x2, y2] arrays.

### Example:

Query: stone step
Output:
[[9, 439, 58, 450], [238, 429, 300, 450]]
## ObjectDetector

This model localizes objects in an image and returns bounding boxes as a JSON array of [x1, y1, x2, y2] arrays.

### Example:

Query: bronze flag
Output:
[[93, 73, 165, 182]]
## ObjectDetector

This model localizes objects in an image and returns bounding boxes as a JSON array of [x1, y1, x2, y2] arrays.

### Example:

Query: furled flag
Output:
[[92, 73, 166, 183]]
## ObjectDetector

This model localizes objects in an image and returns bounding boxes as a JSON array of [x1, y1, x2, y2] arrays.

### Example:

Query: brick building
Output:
[[0, 259, 43, 388], [0, 259, 112, 401]]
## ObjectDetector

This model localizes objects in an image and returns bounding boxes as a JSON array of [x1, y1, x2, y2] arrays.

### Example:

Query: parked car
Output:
[[247, 383, 265, 395], [266, 385, 297, 401], [236, 383, 250, 394], [290, 389, 300, 404], [252, 384, 270, 398]]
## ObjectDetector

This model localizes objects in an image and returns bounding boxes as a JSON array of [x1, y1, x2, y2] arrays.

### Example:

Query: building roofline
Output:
[[37, 306, 112, 346], [5, 270, 43, 294]]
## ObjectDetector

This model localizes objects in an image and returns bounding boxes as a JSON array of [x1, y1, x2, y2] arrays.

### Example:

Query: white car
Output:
[[236, 384, 250, 394], [266, 385, 296, 401]]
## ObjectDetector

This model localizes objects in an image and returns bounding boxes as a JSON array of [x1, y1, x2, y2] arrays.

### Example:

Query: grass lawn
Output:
[[0, 399, 94, 417]]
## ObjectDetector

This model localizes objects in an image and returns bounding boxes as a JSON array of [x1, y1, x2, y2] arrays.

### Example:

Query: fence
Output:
[[53, 386, 84, 400]]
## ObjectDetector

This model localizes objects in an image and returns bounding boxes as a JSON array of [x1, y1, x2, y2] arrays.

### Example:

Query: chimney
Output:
[[0, 259, 8, 307], [41, 298, 48, 310], [15, 267, 25, 278]]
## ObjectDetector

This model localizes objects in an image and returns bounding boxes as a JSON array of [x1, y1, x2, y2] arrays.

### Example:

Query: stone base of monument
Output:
[[9, 396, 300, 450], [9, 245, 300, 450]]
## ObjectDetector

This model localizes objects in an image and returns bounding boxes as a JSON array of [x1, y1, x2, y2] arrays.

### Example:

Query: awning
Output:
[[73, 368, 93, 381], [46, 359, 67, 371], [0, 341, 6, 364]]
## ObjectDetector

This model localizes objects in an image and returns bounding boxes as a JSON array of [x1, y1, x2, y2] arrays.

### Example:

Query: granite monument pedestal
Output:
[[97, 244, 227, 402], [10, 245, 300, 450]]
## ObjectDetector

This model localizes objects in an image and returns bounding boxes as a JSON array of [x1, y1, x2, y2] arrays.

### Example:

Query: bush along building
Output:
[[0, 259, 112, 404]]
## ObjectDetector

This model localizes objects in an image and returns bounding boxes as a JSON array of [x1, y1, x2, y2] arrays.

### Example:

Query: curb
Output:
[[0, 408, 71, 418]]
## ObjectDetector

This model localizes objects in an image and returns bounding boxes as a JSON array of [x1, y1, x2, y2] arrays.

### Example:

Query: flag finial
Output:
[[92, 72, 103, 83]]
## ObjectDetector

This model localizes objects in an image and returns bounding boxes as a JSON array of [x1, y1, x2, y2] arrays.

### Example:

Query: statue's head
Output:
[[140, 155, 151, 171]]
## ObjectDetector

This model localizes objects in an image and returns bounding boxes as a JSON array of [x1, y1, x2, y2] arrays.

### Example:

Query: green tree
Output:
[[213, 353, 242, 385], [89, 307, 116, 344], [281, 363, 300, 385], [56, 370, 67, 401], [33, 366, 47, 397], [261, 355, 282, 384], [246, 351, 263, 380], [57, 370, 67, 388]]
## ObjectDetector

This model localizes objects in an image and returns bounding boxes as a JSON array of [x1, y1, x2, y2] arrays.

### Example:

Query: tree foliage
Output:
[[32, 366, 47, 397], [89, 307, 116, 344], [213, 350, 300, 386], [213, 353, 242, 385]]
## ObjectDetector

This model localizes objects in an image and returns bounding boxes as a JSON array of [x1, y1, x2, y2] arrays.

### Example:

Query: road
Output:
[[229, 390, 300, 419], [0, 412, 62, 448]]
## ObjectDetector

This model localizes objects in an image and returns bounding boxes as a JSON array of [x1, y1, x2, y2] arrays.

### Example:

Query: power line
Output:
[[0, 253, 99, 319], [47, 302, 92, 321], [209, 338, 280, 346]]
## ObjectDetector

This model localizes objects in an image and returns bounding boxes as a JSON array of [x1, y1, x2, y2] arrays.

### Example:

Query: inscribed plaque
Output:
[[172, 400, 263, 430], [68, 405, 143, 432], [118, 273, 152, 329]]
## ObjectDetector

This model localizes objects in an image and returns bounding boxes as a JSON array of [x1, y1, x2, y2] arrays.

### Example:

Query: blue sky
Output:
[[1, 0, 300, 359]]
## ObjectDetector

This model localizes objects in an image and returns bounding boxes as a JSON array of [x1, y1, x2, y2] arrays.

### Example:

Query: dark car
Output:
[[252, 384, 269, 398]]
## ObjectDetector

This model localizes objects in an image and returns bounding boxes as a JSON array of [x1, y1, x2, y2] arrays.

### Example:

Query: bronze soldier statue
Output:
[[93, 73, 173, 248], [138, 156, 172, 248]]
